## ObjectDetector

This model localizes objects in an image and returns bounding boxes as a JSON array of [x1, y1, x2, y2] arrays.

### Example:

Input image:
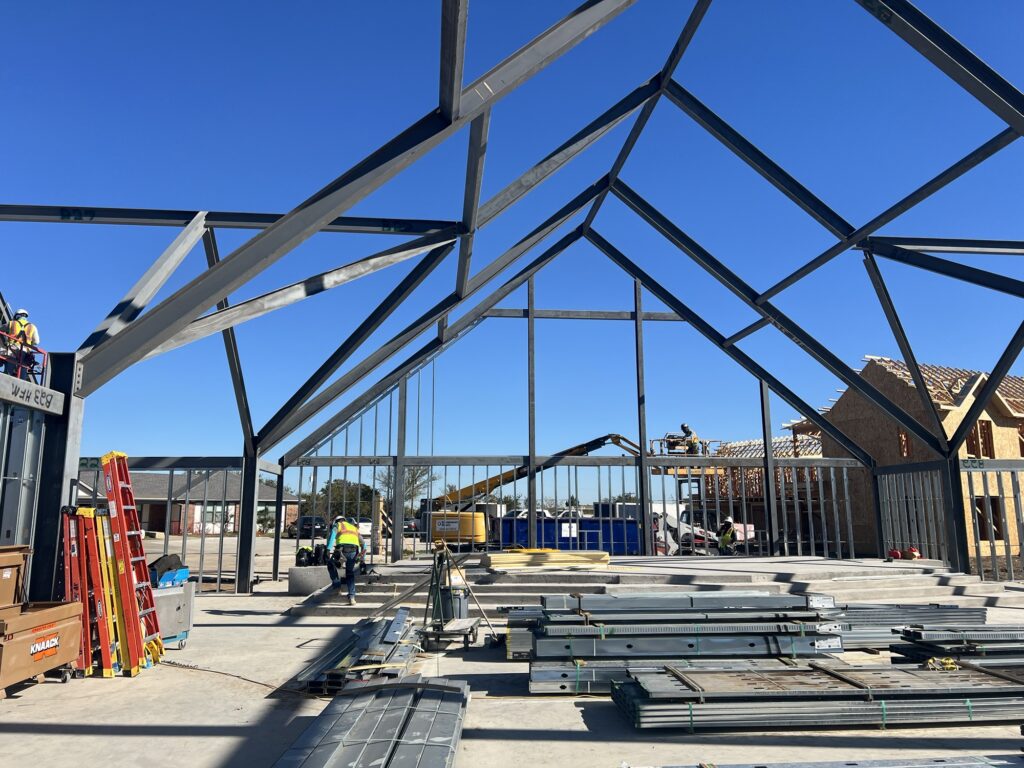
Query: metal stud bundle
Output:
[[891, 625, 1024, 668], [612, 664, 1024, 730], [297, 609, 417, 695]]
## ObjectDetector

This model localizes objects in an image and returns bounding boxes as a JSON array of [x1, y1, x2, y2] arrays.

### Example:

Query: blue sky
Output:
[[2, 1, 1022, 472]]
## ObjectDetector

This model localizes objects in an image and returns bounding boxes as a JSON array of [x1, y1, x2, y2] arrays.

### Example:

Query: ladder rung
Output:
[[143, 633, 161, 643], [131, 556, 146, 563], [128, 530, 143, 536], [139, 608, 155, 617]]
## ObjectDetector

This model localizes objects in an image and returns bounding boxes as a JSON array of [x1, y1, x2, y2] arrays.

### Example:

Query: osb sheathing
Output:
[[819, 360, 1024, 557]]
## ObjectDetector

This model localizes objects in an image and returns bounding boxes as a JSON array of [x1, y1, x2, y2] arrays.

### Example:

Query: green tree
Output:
[[375, 466, 437, 513]]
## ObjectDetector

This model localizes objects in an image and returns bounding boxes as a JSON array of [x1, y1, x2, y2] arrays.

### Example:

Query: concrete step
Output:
[[781, 575, 983, 593], [366, 581, 618, 595], [883, 591, 1024, 608], [370, 565, 952, 587]]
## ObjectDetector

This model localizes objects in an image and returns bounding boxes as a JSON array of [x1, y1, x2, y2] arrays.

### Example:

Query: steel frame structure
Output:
[[7, 0, 1023, 590]]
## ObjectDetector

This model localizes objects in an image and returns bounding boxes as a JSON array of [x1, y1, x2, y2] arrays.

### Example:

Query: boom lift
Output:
[[423, 433, 642, 512]]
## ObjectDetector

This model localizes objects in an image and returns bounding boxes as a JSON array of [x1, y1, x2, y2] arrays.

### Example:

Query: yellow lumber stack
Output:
[[480, 549, 609, 570]]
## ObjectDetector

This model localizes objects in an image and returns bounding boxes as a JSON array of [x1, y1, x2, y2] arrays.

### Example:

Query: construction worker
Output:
[[326, 515, 364, 605], [3, 309, 39, 380], [716, 516, 737, 555], [680, 423, 701, 455]]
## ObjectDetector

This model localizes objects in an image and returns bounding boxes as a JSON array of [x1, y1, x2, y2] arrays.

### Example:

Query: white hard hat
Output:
[[14, 308, 28, 318], [723, 516, 733, 524]]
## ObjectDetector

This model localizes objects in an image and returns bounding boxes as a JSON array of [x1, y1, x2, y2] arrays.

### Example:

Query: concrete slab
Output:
[[3, 560, 1023, 768]]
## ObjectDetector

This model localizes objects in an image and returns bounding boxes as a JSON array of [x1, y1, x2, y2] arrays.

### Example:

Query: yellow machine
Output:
[[429, 511, 488, 547]]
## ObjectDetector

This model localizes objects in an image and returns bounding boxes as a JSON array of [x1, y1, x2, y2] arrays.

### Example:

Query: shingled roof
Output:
[[715, 435, 822, 459], [76, 469, 295, 504], [864, 356, 1024, 416]]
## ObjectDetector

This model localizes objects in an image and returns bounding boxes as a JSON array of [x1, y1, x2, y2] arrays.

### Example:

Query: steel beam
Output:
[[758, 128, 1017, 303], [854, 0, 1024, 135], [869, 240, 1024, 300], [255, 239, 456, 447], [868, 237, 1024, 255], [262, 182, 602, 450], [723, 317, 770, 347], [0, 204, 460, 236], [76, 0, 635, 396], [203, 229, 256, 455], [147, 230, 459, 360], [665, 81, 853, 238], [862, 250, 947, 448], [586, 229, 873, 467], [79, 212, 207, 355], [948, 319, 1024, 455], [477, 77, 656, 227], [455, 110, 490, 297], [439, 0, 468, 122], [279, 229, 582, 464], [484, 308, 682, 321], [611, 179, 945, 457], [582, 0, 712, 230]]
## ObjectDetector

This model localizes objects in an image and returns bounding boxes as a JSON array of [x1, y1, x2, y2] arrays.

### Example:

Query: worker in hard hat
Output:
[[326, 514, 364, 605], [3, 309, 40, 380], [680, 423, 701, 455], [716, 516, 737, 555]]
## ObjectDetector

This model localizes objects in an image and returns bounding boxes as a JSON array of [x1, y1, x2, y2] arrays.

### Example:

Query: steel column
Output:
[[272, 474, 285, 581], [28, 353, 84, 600], [527, 277, 538, 549], [235, 448, 260, 593], [633, 279, 653, 555], [391, 377, 408, 563], [940, 456, 971, 573], [760, 380, 780, 555]]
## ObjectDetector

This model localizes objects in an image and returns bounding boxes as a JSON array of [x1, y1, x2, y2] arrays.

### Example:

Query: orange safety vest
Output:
[[7, 318, 38, 348]]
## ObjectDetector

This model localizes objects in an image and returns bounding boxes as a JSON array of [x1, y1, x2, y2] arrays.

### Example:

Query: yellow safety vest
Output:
[[336, 520, 361, 548], [7, 318, 38, 348]]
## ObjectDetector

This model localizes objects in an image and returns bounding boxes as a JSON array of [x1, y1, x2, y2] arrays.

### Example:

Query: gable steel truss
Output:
[[7, 0, 1024, 590]]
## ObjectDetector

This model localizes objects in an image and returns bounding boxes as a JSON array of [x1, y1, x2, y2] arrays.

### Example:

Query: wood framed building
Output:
[[787, 356, 1024, 557]]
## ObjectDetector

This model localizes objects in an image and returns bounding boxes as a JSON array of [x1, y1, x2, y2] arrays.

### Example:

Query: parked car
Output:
[[356, 517, 373, 537], [286, 516, 328, 539], [402, 518, 421, 534]]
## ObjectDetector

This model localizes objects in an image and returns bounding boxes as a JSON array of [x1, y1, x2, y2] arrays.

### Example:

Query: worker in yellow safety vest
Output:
[[4, 309, 40, 380], [716, 516, 737, 556], [326, 516, 364, 605]]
